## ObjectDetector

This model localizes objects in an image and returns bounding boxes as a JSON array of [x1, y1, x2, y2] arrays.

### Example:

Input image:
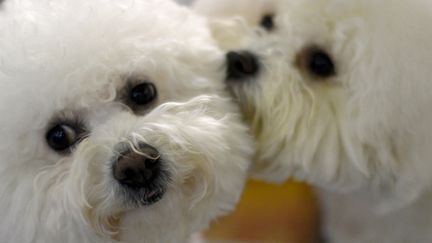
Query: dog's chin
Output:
[[130, 187, 166, 207]]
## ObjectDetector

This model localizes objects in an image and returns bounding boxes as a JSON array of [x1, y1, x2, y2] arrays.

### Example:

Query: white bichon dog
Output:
[[0, 0, 253, 243], [194, 0, 432, 242]]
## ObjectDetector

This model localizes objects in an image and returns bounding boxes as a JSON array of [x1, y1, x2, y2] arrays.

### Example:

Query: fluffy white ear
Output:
[[193, 0, 252, 49], [205, 17, 252, 50]]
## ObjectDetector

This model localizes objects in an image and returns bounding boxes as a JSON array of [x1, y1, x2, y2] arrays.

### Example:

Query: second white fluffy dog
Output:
[[195, 0, 432, 242]]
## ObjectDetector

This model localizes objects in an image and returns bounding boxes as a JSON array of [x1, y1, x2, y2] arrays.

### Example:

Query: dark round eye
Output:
[[260, 14, 275, 31], [46, 124, 77, 151], [130, 82, 157, 106], [306, 49, 335, 78]]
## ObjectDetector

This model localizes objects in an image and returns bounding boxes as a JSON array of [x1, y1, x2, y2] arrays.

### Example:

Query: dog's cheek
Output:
[[137, 101, 251, 209], [65, 140, 124, 236]]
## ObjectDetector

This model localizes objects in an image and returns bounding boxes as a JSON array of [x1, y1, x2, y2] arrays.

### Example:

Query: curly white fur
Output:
[[0, 0, 253, 242], [194, 0, 432, 242]]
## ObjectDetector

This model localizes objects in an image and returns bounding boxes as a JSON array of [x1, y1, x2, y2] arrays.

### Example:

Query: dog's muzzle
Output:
[[113, 142, 168, 206], [226, 51, 260, 81]]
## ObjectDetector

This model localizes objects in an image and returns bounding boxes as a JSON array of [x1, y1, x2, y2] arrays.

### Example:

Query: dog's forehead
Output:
[[1, 0, 212, 58], [0, 0, 225, 131], [195, 0, 277, 25], [0, 0, 221, 101], [273, 0, 432, 37], [0, 0, 217, 72], [246, 0, 432, 76]]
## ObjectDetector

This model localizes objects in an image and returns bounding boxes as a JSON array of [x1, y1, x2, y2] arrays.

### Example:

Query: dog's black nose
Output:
[[226, 51, 259, 80], [113, 143, 161, 189]]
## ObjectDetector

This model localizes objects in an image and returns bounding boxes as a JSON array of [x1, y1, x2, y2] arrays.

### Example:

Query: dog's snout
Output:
[[226, 51, 259, 80], [113, 143, 161, 189]]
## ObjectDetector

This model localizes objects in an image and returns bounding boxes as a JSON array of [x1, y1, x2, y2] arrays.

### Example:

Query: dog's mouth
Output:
[[121, 174, 170, 207], [137, 187, 166, 206]]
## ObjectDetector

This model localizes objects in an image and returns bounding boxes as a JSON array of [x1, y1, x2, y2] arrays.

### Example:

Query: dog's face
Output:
[[0, 1, 252, 242], [198, 0, 432, 197]]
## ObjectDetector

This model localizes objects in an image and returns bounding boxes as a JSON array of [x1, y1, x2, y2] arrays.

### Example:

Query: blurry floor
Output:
[[204, 180, 319, 243]]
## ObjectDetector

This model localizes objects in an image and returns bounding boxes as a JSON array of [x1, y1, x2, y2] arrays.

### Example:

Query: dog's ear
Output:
[[205, 17, 252, 50], [193, 0, 253, 49]]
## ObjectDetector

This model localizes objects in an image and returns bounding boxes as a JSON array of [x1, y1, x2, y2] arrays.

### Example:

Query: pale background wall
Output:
[[175, 0, 194, 6]]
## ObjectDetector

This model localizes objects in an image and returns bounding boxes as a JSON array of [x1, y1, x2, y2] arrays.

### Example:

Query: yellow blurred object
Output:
[[205, 180, 319, 243]]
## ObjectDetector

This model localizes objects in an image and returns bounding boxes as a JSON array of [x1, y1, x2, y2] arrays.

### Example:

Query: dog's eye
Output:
[[260, 14, 275, 31], [46, 124, 78, 152], [130, 82, 157, 106], [306, 50, 335, 78], [298, 47, 336, 79]]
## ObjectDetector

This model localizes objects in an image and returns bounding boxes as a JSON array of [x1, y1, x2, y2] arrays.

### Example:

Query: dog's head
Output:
[[197, 0, 432, 204], [0, 0, 252, 242]]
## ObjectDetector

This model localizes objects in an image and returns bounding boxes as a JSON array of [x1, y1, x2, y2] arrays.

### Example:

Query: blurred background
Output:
[[203, 180, 319, 243], [175, 0, 320, 242]]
